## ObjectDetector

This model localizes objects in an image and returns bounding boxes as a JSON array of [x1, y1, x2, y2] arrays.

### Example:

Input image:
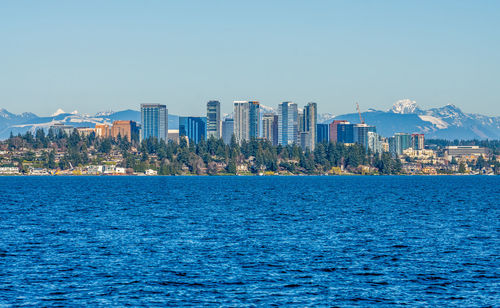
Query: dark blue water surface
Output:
[[0, 176, 499, 306]]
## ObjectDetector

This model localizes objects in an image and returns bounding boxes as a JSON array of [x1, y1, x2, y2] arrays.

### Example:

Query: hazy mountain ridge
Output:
[[0, 109, 180, 139], [0, 101, 498, 140]]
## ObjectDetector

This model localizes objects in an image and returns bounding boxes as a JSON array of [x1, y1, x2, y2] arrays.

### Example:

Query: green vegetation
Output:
[[0, 129, 405, 175]]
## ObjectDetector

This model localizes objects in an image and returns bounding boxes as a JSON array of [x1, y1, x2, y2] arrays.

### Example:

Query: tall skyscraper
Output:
[[248, 101, 260, 139], [222, 118, 234, 144], [353, 124, 376, 149], [278, 102, 299, 145], [329, 120, 349, 143], [141, 104, 168, 141], [336, 123, 355, 143], [316, 123, 329, 144], [233, 101, 249, 143], [262, 113, 278, 146], [206, 100, 221, 139], [179, 116, 207, 144], [411, 133, 425, 150], [297, 109, 304, 146], [300, 102, 317, 150], [368, 131, 383, 154], [391, 133, 412, 155]]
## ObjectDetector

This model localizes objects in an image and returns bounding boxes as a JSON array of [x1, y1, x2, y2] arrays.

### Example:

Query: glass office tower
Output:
[[278, 102, 299, 145], [206, 100, 221, 139], [140, 104, 168, 141], [179, 116, 207, 144]]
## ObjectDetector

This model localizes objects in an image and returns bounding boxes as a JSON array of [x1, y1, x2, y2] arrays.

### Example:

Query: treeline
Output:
[[3, 129, 403, 175]]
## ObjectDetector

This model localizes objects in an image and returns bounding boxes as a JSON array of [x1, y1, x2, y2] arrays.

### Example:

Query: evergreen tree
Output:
[[458, 162, 467, 173]]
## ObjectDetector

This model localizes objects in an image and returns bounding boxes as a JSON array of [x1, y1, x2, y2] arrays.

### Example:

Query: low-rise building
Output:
[[445, 146, 491, 161], [110, 121, 139, 142], [115, 167, 126, 174], [168, 129, 179, 143], [50, 123, 74, 136], [29, 168, 50, 175], [87, 165, 104, 175], [145, 169, 158, 176], [403, 148, 436, 160], [0, 166, 20, 174], [77, 127, 95, 136], [103, 165, 116, 174]]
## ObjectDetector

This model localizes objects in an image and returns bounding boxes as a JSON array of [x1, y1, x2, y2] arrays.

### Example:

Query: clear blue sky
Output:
[[1, 1, 499, 116]]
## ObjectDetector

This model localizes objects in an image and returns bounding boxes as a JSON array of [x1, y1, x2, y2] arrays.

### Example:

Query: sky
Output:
[[1, 1, 499, 117]]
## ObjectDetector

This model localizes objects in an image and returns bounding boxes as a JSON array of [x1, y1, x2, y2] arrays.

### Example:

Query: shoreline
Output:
[[0, 173, 495, 177]]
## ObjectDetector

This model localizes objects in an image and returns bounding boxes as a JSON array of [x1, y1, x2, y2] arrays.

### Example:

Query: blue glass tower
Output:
[[141, 104, 168, 141], [248, 101, 260, 139], [316, 123, 329, 144], [179, 116, 207, 144], [336, 123, 355, 143]]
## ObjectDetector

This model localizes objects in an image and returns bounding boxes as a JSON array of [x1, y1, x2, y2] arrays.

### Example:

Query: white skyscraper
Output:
[[233, 101, 249, 143]]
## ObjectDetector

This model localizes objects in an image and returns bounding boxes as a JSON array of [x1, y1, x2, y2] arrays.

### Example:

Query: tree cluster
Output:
[[2, 129, 406, 175]]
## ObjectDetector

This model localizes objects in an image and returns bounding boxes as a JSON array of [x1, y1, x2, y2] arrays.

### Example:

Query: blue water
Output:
[[0, 176, 499, 306]]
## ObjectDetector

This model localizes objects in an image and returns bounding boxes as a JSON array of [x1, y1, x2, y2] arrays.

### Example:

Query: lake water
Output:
[[0, 176, 499, 306]]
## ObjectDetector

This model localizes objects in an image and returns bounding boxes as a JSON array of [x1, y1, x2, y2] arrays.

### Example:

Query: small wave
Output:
[[392, 245, 409, 248], [354, 272, 383, 276]]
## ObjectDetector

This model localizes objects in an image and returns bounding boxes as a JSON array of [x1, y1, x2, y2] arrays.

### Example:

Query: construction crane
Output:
[[356, 102, 365, 124]]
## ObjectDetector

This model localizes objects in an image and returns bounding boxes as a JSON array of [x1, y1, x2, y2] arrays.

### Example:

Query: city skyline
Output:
[[1, 1, 500, 116]]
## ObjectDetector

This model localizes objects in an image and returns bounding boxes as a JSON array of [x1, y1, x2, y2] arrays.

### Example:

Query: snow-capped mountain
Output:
[[389, 99, 422, 114], [260, 104, 277, 114], [318, 112, 336, 124], [327, 100, 500, 140]]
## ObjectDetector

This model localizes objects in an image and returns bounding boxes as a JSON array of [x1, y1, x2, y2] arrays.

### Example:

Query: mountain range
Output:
[[328, 99, 500, 140], [0, 100, 498, 140]]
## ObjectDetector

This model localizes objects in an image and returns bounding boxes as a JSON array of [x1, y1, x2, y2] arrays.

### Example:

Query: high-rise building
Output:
[[329, 120, 349, 142], [353, 124, 376, 149], [262, 113, 278, 146], [141, 104, 168, 141], [336, 123, 355, 143], [411, 133, 425, 150], [233, 101, 249, 143], [206, 100, 221, 139], [368, 131, 384, 154], [300, 132, 310, 150], [222, 118, 234, 145], [390, 133, 412, 155], [316, 123, 329, 144], [110, 120, 139, 142], [179, 116, 207, 144], [278, 102, 299, 145], [300, 102, 317, 150], [249, 101, 260, 139], [95, 124, 110, 138], [233, 100, 260, 143]]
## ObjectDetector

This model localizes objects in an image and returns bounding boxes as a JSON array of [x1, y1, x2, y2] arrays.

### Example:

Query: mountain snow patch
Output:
[[390, 99, 421, 114], [52, 108, 67, 116], [418, 115, 449, 129]]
